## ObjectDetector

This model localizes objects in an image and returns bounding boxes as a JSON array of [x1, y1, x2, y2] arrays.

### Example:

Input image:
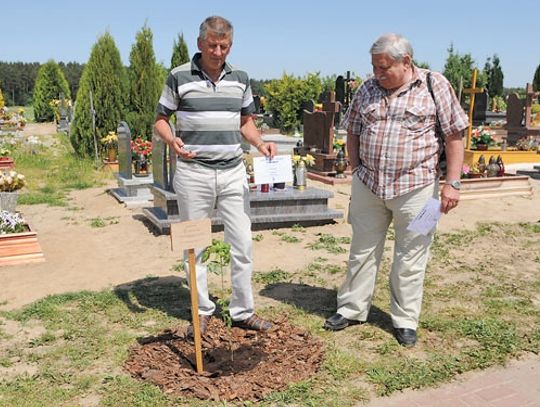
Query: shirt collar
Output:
[[191, 52, 233, 77]]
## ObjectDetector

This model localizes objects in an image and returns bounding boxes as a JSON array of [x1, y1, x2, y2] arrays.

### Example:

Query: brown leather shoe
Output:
[[232, 314, 273, 331], [187, 314, 212, 337]]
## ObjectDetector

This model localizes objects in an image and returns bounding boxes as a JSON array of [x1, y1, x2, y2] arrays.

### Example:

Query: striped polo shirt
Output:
[[156, 53, 255, 169]]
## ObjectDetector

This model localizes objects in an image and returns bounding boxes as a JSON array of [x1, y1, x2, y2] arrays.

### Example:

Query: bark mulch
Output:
[[124, 317, 324, 402]]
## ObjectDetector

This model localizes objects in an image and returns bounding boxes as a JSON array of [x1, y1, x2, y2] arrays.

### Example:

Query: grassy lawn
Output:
[[0, 127, 538, 405], [7, 130, 112, 207], [0, 218, 539, 406]]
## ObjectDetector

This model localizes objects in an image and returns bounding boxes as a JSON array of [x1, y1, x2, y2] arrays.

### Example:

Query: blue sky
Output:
[[3, 0, 537, 87]]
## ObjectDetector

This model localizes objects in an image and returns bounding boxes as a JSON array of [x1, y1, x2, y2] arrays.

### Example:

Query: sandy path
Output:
[[1, 176, 539, 311]]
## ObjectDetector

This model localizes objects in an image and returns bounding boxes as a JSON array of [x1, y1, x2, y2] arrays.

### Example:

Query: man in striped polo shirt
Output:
[[154, 16, 276, 334], [324, 33, 468, 347]]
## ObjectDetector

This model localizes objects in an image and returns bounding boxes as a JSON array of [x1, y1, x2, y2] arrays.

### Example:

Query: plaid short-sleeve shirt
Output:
[[346, 68, 468, 200]]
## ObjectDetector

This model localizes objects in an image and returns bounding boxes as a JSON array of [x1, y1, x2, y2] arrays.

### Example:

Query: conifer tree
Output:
[[443, 44, 475, 93], [487, 55, 504, 97], [127, 24, 162, 139], [70, 32, 126, 157], [170, 33, 190, 70], [32, 60, 70, 122], [533, 63, 540, 92]]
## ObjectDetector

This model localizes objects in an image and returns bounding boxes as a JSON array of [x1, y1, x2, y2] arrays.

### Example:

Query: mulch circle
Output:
[[124, 317, 325, 402]]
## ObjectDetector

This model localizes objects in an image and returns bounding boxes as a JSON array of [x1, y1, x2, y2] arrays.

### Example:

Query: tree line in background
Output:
[[0, 61, 84, 106], [2, 35, 540, 142]]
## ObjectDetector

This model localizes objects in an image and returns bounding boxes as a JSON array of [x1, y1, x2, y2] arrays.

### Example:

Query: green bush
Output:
[[264, 72, 323, 134], [0, 86, 4, 110], [32, 60, 70, 122], [126, 25, 162, 139], [70, 32, 127, 157]]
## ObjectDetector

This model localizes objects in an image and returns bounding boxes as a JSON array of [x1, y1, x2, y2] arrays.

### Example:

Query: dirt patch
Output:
[[124, 318, 324, 402]]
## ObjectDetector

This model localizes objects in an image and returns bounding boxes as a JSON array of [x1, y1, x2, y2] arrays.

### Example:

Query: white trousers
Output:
[[337, 176, 439, 329], [173, 160, 254, 321]]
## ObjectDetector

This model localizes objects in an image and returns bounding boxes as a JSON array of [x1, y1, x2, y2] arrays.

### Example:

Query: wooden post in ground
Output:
[[187, 248, 203, 373], [170, 218, 212, 374]]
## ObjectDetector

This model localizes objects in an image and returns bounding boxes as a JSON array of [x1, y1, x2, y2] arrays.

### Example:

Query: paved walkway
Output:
[[365, 357, 540, 406]]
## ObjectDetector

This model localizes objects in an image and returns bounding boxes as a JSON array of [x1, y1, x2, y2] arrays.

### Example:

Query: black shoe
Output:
[[324, 313, 361, 331], [394, 328, 417, 347]]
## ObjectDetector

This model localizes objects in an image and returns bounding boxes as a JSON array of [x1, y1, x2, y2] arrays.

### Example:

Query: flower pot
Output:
[[133, 154, 150, 176], [475, 144, 488, 151], [107, 147, 118, 162], [0, 191, 19, 212], [0, 223, 45, 266], [0, 157, 15, 170]]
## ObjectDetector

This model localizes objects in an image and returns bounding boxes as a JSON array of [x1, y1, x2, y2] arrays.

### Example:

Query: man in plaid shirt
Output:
[[325, 33, 468, 347]]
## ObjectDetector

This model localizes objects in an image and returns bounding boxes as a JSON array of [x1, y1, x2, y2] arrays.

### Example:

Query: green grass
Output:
[[0, 197, 538, 407], [12, 132, 112, 207]]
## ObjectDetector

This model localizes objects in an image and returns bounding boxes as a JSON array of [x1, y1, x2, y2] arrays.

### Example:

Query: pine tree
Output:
[[487, 55, 504, 97], [170, 33, 190, 70], [533, 63, 540, 92], [126, 24, 162, 139], [443, 44, 475, 93], [70, 32, 126, 157], [32, 60, 70, 122]]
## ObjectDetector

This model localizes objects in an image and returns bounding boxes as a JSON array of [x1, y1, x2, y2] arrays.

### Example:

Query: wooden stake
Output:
[[188, 248, 204, 373]]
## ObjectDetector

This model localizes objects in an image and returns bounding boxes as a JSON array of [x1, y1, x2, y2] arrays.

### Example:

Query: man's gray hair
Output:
[[199, 16, 234, 40], [370, 33, 413, 61]]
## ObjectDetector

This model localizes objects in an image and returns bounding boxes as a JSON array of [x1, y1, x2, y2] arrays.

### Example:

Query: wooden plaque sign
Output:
[[170, 218, 212, 253]]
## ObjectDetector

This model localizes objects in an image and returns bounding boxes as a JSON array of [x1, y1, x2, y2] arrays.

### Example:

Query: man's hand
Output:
[[257, 141, 277, 158], [171, 137, 196, 160], [440, 184, 460, 214]]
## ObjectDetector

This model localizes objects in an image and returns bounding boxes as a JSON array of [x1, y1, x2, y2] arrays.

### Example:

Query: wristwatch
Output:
[[448, 180, 462, 190]]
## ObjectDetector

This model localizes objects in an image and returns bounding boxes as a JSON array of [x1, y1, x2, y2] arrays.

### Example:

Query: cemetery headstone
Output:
[[152, 134, 168, 190], [117, 121, 133, 179], [472, 92, 488, 124], [57, 92, 69, 132], [506, 93, 523, 128]]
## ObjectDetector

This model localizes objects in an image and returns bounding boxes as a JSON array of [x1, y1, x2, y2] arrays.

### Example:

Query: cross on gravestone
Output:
[[462, 69, 485, 149], [303, 92, 339, 154], [117, 121, 133, 179]]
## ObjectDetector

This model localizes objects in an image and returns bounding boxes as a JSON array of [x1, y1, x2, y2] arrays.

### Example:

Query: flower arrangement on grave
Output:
[[515, 136, 539, 151], [101, 131, 119, 162], [292, 154, 315, 168], [0, 170, 26, 192], [471, 126, 495, 149], [333, 137, 345, 152], [0, 210, 26, 235], [101, 131, 118, 148], [0, 145, 11, 158], [48, 98, 72, 123], [131, 137, 152, 159]]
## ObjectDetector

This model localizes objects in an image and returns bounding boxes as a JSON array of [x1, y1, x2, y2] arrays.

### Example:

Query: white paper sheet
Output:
[[406, 197, 442, 236], [252, 155, 293, 184]]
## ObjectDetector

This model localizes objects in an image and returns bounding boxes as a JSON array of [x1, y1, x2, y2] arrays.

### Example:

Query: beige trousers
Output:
[[173, 160, 254, 321], [337, 176, 439, 329]]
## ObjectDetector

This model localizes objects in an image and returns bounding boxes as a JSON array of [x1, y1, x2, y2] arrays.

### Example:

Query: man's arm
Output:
[[346, 130, 360, 172], [440, 134, 464, 214], [154, 115, 196, 159], [240, 115, 277, 158]]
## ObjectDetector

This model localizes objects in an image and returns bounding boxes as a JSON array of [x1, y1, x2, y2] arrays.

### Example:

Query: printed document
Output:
[[406, 198, 442, 236]]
